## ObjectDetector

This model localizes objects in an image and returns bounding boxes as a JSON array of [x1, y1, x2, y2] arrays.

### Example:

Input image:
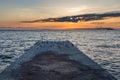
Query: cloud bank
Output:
[[22, 11, 120, 23]]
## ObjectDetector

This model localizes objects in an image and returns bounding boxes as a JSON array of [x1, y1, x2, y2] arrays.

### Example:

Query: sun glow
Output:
[[66, 6, 88, 14]]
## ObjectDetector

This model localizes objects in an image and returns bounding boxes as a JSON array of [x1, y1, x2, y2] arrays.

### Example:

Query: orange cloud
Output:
[[18, 22, 96, 30], [0, 17, 120, 30]]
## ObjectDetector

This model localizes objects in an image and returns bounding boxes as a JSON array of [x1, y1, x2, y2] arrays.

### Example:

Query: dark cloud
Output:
[[21, 12, 120, 23]]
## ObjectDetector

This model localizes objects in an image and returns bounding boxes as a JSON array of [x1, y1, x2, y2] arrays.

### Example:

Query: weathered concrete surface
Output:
[[0, 41, 117, 80]]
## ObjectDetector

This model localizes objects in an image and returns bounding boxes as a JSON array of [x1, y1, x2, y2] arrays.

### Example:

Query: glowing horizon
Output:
[[0, 18, 120, 30], [0, 0, 120, 29]]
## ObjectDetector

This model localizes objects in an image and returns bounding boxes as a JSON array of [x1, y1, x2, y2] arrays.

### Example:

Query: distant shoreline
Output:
[[0, 28, 119, 31]]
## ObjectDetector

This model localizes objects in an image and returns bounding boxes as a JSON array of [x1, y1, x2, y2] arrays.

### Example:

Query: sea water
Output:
[[0, 30, 120, 79]]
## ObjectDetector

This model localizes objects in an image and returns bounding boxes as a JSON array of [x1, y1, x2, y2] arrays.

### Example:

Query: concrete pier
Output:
[[0, 41, 117, 80]]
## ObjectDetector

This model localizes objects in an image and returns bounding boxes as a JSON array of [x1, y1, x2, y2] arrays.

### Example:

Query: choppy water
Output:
[[0, 30, 120, 79]]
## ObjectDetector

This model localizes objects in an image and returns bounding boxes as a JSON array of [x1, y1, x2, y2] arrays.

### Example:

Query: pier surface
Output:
[[0, 41, 117, 80]]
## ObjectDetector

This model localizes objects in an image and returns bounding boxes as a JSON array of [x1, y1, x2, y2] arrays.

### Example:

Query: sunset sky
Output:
[[0, 0, 120, 30]]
